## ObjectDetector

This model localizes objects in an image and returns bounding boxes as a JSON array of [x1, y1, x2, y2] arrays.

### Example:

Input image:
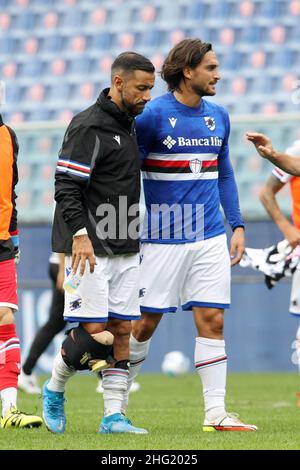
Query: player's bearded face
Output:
[[189, 51, 220, 97], [120, 71, 155, 117]]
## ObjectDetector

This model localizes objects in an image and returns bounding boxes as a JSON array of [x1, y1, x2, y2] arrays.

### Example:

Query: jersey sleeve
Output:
[[55, 125, 98, 235], [272, 140, 300, 183], [135, 106, 156, 161], [218, 110, 245, 230]]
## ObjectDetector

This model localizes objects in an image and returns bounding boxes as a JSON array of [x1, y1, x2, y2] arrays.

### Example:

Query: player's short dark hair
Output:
[[111, 52, 155, 80], [161, 39, 213, 91]]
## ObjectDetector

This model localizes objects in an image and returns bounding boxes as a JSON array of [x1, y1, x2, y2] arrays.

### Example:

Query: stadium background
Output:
[[1, 0, 300, 373]]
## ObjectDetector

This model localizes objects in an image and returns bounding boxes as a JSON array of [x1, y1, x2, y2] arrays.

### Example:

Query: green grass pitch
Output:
[[1, 373, 300, 450]]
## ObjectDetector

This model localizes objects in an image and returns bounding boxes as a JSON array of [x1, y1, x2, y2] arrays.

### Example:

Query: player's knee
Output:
[[0, 307, 14, 325], [81, 322, 106, 335], [61, 325, 114, 371], [209, 312, 224, 336], [133, 317, 157, 342], [108, 319, 131, 338]]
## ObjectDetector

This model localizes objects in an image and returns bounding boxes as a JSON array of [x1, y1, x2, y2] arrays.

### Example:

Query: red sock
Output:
[[0, 324, 21, 391]]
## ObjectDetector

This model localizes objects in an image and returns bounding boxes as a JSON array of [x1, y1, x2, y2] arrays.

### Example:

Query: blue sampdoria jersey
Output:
[[136, 92, 244, 244]]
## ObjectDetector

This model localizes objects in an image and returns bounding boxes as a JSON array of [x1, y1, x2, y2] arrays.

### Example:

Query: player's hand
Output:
[[246, 132, 275, 159], [282, 224, 300, 249], [230, 227, 245, 266], [72, 234, 96, 276], [14, 247, 21, 265]]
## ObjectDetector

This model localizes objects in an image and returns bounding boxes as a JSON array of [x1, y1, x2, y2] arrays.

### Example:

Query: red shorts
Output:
[[0, 259, 18, 311]]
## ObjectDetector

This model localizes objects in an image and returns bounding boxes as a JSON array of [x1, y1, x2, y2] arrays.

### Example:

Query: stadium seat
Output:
[[184, 1, 206, 21], [61, 10, 83, 28], [89, 6, 107, 26], [2, 61, 17, 79], [289, 0, 300, 16], [50, 57, 67, 76], [69, 56, 91, 75], [90, 32, 112, 51], [14, 10, 36, 29], [21, 58, 43, 78], [42, 11, 59, 30], [270, 25, 286, 44], [239, 0, 255, 18], [23, 37, 39, 55], [0, 12, 11, 30], [41, 35, 63, 53], [69, 35, 86, 53]]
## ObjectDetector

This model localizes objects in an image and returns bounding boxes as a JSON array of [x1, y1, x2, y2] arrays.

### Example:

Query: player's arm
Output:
[[56, 253, 65, 292], [259, 174, 300, 248], [218, 111, 245, 266], [55, 126, 97, 275], [246, 132, 300, 176], [136, 105, 156, 161], [0, 123, 15, 245]]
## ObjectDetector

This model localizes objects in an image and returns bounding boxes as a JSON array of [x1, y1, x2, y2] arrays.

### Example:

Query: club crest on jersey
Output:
[[168, 117, 177, 128], [189, 159, 202, 174], [204, 116, 216, 131]]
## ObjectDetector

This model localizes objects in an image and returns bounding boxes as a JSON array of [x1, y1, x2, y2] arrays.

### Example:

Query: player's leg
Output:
[[20, 262, 66, 394], [122, 244, 184, 416], [289, 268, 300, 405], [98, 254, 148, 434], [122, 312, 162, 412], [181, 234, 256, 431], [99, 318, 146, 434], [0, 259, 42, 429], [42, 256, 113, 433]]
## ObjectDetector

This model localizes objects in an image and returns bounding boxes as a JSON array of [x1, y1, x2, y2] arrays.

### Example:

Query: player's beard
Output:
[[191, 83, 216, 97], [121, 95, 146, 117]]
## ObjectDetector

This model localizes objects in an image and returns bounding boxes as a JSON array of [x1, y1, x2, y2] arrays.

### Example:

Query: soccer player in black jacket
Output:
[[42, 52, 155, 434]]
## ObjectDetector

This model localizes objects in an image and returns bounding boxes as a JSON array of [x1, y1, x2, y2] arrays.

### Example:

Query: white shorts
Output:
[[64, 253, 140, 323], [139, 234, 231, 313], [290, 268, 300, 316]]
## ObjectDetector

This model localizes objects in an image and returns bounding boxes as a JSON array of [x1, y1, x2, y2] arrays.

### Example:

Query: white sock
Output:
[[1, 387, 17, 417], [195, 337, 227, 421], [121, 335, 151, 415], [47, 352, 76, 393], [296, 324, 300, 374], [102, 368, 129, 417]]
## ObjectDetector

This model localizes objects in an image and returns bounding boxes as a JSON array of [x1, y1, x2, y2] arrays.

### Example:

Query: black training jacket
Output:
[[52, 89, 140, 256]]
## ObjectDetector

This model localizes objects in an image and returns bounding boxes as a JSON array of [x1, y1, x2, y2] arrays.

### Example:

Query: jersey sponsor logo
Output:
[[163, 135, 222, 149], [204, 116, 216, 131], [189, 159, 202, 174], [113, 135, 121, 145], [168, 117, 177, 128]]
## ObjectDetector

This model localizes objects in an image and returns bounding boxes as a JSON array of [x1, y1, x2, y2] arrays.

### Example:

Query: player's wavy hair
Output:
[[161, 39, 212, 91]]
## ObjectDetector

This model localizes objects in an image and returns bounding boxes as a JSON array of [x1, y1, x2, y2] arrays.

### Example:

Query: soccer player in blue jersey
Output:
[[123, 39, 257, 431]]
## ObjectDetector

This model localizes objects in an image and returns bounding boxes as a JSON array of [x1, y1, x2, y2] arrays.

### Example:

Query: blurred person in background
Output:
[[0, 114, 42, 428], [248, 132, 300, 405], [18, 252, 65, 394]]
